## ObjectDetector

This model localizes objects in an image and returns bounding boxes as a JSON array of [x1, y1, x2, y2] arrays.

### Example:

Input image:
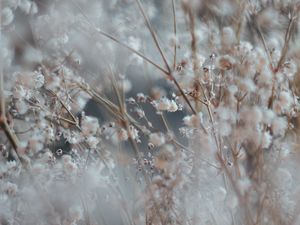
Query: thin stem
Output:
[[250, 14, 274, 71], [276, 13, 297, 70], [182, 1, 199, 73], [173, 78, 197, 114], [134, 0, 171, 73], [171, 0, 177, 70], [0, 68, 22, 162], [46, 89, 79, 127]]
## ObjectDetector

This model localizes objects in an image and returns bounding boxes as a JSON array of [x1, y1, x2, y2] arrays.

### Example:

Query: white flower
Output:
[[81, 116, 99, 136], [13, 85, 30, 99], [271, 117, 288, 136], [183, 112, 203, 127], [279, 91, 293, 111], [64, 161, 78, 173], [149, 133, 166, 147], [261, 131, 272, 148], [86, 136, 99, 148], [118, 128, 128, 141], [221, 26, 236, 47], [62, 155, 72, 164], [1, 7, 14, 26], [33, 72, 45, 88], [129, 125, 139, 142], [168, 100, 178, 112], [156, 98, 178, 112], [240, 106, 263, 125], [156, 97, 171, 111], [15, 100, 29, 114], [118, 79, 132, 93], [2, 182, 18, 196], [19, 0, 32, 14], [262, 109, 275, 125], [136, 93, 146, 102]]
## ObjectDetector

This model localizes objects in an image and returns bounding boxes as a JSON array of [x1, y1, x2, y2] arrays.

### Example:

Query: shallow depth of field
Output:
[[1, 0, 300, 224]]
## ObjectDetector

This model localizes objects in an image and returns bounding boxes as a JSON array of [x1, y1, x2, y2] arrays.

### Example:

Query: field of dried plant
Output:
[[1, 0, 300, 224]]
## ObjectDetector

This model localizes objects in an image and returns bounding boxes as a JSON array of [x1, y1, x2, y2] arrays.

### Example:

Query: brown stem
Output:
[[171, 0, 177, 70]]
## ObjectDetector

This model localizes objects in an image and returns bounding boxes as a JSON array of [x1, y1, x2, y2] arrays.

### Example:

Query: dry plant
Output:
[[1, 0, 300, 225]]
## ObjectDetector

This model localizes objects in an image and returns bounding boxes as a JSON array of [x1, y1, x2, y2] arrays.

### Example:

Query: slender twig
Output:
[[182, 1, 199, 73], [134, 0, 171, 73], [0, 73, 22, 162], [46, 89, 79, 128], [171, 0, 177, 70], [249, 13, 274, 71], [276, 13, 297, 71]]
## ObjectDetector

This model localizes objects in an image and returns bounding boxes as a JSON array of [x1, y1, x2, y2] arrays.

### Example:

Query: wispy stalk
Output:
[[0, 60, 22, 163], [134, 0, 171, 73], [171, 0, 177, 70], [276, 12, 298, 70]]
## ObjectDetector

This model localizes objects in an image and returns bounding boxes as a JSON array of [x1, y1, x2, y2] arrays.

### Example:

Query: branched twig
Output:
[[134, 0, 171, 73]]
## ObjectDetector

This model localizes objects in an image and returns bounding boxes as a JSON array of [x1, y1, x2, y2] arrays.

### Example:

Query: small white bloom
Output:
[[149, 133, 166, 147], [81, 116, 99, 136], [262, 131, 272, 148], [33, 72, 44, 88], [1, 7, 14, 26], [2, 182, 18, 196], [62, 155, 72, 164], [118, 128, 128, 141], [15, 100, 29, 114], [183, 112, 203, 127], [64, 161, 77, 173], [118, 79, 132, 93], [155, 98, 178, 112], [271, 117, 288, 136], [156, 98, 171, 111], [168, 100, 178, 112], [279, 91, 293, 111], [86, 136, 99, 148], [136, 93, 146, 102], [129, 125, 139, 142], [13, 85, 30, 99], [221, 26, 236, 47]]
